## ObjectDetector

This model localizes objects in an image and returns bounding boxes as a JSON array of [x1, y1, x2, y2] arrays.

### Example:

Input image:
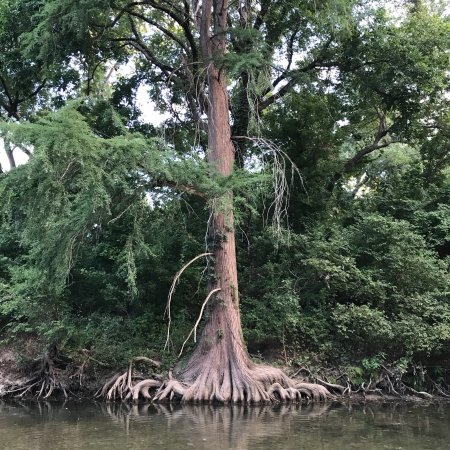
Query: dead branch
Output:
[[178, 287, 221, 357], [164, 252, 212, 351]]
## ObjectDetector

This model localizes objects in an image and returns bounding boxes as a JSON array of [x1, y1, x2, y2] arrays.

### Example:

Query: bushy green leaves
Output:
[[1, 1, 450, 372]]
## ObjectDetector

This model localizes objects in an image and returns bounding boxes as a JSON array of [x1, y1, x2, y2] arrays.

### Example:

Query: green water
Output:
[[0, 401, 449, 449]]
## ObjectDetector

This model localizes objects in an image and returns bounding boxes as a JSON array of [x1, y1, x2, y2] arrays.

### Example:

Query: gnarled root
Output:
[[4, 352, 69, 399], [95, 357, 161, 402], [295, 383, 331, 402], [132, 380, 161, 401], [268, 383, 301, 402], [153, 379, 188, 402], [152, 364, 331, 404]]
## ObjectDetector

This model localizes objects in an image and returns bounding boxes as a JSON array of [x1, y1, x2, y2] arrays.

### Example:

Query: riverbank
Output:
[[1, 346, 449, 404]]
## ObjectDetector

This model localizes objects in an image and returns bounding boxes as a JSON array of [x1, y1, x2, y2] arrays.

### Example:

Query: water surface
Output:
[[0, 400, 449, 449]]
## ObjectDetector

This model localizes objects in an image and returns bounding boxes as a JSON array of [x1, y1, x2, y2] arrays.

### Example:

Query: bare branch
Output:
[[164, 252, 212, 351], [178, 287, 221, 357]]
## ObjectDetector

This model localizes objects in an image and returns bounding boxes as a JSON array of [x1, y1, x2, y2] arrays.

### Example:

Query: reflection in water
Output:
[[101, 401, 333, 446], [0, 399, 449, 449]]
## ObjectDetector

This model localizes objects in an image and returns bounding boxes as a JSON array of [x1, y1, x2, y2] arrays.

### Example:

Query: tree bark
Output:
[[154, 0, 330, 404]]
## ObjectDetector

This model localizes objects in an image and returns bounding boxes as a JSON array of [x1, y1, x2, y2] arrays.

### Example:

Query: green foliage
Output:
[[334, 305, 394, 353], [1, 0, 450, 376], [0, 101, 215, 357], [242, 279, 301, 346]]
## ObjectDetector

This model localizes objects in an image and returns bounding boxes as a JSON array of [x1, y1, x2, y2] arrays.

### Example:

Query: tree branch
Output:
[[178, 288, 221, 357], [258, 37, 334, 112], [163, 179, 208, 200], [0, 73, 14, 105], [125, 9, 190, 55], [138, 0, 198, 60], [164, 252, 213, 351], [4, 139, 16, 169], [17, 79, 47, 104], [0, 74, 20, 119], [327, 111, 401, 192], [343, 110, 390, 172], [113, 32, 176, 77]]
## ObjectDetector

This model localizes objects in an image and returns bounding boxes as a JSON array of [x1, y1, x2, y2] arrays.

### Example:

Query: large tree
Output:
[[152, 0, 326, 403], [1, 0, 449, 402]]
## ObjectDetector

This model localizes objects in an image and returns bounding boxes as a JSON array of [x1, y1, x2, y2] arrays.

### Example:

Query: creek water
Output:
[[0, 400, 448, 449]]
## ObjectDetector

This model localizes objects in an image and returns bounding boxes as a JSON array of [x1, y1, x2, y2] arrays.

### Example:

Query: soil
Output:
[[0, 348, 29, 396]]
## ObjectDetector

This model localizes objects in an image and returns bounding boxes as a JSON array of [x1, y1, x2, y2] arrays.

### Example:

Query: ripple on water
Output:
[[0, 401, 449, 450]]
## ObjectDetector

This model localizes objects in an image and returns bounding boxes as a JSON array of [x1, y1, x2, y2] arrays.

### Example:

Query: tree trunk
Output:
[[4, 139, 16, 170], [154, 0, 330, 404]]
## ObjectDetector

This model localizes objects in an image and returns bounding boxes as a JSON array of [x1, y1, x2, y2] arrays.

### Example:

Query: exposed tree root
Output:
[[95, 357, 161, 402], [153, 379, 187, 402], [295, 383, 331, 402], [132, 380, 161, 401], [151, 364, 332, 405], [302, 362, 450, 400], [4, 351, 70, 399], [292, 366, 345, 397]]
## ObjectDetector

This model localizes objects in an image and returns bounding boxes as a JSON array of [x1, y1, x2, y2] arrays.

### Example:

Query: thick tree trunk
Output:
[[153, 0, 330, 404]]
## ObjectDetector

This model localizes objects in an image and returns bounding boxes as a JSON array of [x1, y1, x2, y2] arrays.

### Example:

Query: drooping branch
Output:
[[162, 179, 208, 200]]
